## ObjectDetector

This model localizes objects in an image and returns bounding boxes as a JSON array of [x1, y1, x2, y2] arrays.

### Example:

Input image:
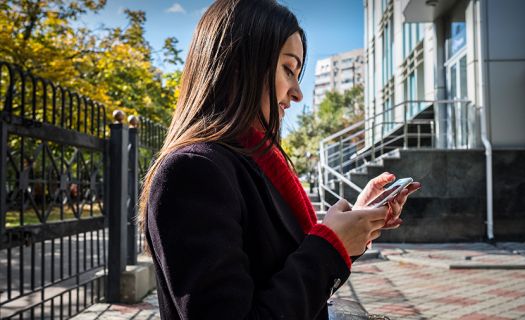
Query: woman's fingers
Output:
[[323, 202, 388, 256], [391, 189, 409, 212], [354, 172, 396, 207], [370, 217, 388, 229], [333, 198, 352, 212], [382, 218, 403, 229], [406, 182, 422, 196], [368, 172, 396, 190], [370, 229, 382, 241], [363, 206, 389, 222]]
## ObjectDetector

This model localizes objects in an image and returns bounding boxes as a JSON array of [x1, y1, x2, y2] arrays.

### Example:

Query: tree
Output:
[[283, 85, 364, 177], [0, 0, 183, 126], [163, 37, 184, 67]]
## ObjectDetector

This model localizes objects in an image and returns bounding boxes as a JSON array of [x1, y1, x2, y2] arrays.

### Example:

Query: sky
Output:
[[79, 0, 364, 136]]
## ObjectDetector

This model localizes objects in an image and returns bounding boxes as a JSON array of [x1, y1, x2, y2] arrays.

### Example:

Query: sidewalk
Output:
[[336, 242, 525, 319], [71, 290, 160, 320], [73, 242, 525, 320]]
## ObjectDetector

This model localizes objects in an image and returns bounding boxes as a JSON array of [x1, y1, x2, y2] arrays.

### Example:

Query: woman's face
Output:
[[257, 31, 304, 131]]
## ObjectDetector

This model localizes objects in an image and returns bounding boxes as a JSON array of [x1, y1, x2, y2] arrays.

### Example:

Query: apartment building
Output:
[[313, 49, 364, 109]]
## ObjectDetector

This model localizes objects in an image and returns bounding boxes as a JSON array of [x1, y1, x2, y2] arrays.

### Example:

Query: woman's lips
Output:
[[279, 103, 289, 119]]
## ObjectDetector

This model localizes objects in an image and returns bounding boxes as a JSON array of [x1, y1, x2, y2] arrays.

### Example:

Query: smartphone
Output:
[[368, 177, 413, 208]]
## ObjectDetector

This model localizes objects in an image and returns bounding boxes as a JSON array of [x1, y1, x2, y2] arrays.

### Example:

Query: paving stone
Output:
[[348, 242, 525, 319], [72, 243, 525, 320]]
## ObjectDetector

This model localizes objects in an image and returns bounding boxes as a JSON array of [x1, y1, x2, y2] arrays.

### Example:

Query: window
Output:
[[403, 23, 425, 59], [383, 94, 394, 132], [447, 22, 466, 60], [382, 17, 393, 87], [445, 0, 468, 61], [443, 0, 469, 148]]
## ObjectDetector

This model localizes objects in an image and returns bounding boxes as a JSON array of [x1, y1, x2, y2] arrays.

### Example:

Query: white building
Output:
[[364, 0, 525, 149], [313, 49, 364, 109], [318, 0, 525, 242]]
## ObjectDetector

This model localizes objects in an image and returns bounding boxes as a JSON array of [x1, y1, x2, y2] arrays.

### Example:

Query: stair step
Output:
[[367, 159, 384, 167], [349, 165, 368, 174], [382, 149, 401, 159]]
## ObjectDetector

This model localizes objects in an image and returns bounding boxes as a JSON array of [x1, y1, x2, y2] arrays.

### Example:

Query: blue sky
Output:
[[79, 0, 364, 135]]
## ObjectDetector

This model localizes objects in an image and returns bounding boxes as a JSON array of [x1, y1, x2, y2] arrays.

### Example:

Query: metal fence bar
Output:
[[127, 124, 138, 265]]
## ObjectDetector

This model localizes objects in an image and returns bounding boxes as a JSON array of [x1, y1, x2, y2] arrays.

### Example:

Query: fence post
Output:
[[107, 110, 129, 302], [127, 116, 139, 265]]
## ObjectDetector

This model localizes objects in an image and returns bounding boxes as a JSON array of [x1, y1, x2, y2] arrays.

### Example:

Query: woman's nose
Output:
[[290, 85, 303, 102]]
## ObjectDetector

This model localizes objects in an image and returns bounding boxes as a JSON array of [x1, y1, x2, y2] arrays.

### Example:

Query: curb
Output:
[[385, 255, 525, 270], [357, 249, 382, 261]]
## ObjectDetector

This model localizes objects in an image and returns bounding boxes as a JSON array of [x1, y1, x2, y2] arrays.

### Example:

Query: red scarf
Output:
[[239, 127, 351, 268]]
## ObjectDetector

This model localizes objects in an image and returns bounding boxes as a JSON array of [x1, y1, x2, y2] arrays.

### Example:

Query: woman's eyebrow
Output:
[[283, 53, 302, 70]]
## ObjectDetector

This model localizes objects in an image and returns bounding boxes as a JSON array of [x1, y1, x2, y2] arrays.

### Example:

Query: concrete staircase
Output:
[[305, 189, 325, 221], [324, 147, 501, 242]]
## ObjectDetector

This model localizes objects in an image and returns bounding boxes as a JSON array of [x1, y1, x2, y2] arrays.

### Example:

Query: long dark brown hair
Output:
[[138, 0, 307, 249]]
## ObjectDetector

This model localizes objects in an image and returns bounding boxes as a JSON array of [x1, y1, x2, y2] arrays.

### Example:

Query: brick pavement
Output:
[[334, 242, 525, 320], [70, 290, 160, 320], [73, 242, 525, 320]]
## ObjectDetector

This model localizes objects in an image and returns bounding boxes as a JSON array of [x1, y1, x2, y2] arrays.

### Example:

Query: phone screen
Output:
[[368, 178, 413, 208]]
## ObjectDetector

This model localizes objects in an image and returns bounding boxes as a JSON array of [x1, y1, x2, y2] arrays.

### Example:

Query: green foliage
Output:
[[163, 37, 184, 67], [0, 0, 184, 125], [283, 85, 364, 177]]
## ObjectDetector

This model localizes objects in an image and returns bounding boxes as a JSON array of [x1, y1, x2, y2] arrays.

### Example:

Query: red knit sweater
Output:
[[240, 128, 352, 269]]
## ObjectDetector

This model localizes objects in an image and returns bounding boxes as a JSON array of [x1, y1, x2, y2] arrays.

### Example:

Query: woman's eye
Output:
[[284, 66, 294, 78]]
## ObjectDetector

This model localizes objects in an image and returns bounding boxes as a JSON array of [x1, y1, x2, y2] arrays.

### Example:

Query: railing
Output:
[[318, 99, 476, 211], [135, 116, 166, 256], [0, 61, 167, 318], [0, 60, 109, 319]]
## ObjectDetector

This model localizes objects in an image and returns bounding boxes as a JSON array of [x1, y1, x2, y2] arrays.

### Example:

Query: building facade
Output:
[[313, 49, 364, 109], [364, 0, 525, 150], [352, 0, 525, 241]]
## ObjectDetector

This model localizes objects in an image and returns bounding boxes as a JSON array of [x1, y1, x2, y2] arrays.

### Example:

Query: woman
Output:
[[139, 0, 419, 319]]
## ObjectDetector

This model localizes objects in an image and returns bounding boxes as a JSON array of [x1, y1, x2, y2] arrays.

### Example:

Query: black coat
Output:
[[146, 142, 351, 319]]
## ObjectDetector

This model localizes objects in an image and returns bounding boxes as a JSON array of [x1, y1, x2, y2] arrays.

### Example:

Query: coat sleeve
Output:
[[147, 152, 350, 319]]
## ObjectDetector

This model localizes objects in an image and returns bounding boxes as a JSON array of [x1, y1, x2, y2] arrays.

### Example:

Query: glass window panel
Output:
[[459, 56, 467, 98], [450, 64, 457, 98]]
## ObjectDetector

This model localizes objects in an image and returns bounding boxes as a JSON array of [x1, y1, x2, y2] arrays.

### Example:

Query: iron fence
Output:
[[0, 61, 166, 319]]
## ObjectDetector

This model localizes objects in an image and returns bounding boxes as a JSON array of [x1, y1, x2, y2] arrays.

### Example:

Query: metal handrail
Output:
[[318, 99, 475, 210]]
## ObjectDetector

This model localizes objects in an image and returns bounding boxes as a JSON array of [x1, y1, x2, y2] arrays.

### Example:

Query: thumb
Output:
[[332, 198, 352, 212]]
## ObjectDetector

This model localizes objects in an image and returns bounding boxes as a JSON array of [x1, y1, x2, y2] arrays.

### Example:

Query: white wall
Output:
[[485, 0, 525, 148]]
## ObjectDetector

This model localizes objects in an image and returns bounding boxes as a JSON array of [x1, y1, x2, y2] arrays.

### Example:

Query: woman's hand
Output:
[[353, 172, 421, 229], [322, 199, 388, 256]]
